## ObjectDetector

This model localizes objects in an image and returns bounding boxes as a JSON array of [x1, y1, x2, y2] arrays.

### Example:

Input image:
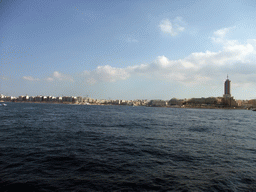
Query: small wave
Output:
[[188, 126, 209, 133]]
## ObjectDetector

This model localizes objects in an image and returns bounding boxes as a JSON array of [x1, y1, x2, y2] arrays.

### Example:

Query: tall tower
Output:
[[224, 75, 231, 96], [223, 75, 237, 107]]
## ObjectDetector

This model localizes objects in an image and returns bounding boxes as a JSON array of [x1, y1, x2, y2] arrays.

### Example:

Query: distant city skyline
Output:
[[1, 0, 256, 100]]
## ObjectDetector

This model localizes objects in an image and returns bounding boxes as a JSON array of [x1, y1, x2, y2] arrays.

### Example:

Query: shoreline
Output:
[[2, 101, 251, 110]]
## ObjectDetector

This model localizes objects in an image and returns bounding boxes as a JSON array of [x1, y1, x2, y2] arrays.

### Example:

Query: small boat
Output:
[[0, 103, 7, 106], [252, 109, 256, 111]]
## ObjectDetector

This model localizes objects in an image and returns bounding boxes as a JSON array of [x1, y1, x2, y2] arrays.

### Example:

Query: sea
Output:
[[0, 102, 256, 191]]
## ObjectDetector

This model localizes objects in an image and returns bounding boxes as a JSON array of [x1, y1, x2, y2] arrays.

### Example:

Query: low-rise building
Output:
[[222, 95, 238, 107], [77, 96, 83, 103], [148, 100, 167, 107], [29, 96, 35, 102], [35, 96, 43, 102], [168, 98, 184, 106]]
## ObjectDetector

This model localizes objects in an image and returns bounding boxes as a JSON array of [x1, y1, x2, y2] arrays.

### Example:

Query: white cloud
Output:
[[46, 77, 54, 82], [159, 17, 185, 36], [46, 71, 74, 82], [22, 72, 74, 82], [23, 76, 40, 81], [211, 27, 235, 44], [83, 65, 130, 84], [82, 28, 256, 86], [19, 28, 252, 88], [213, 27, 231, 38]]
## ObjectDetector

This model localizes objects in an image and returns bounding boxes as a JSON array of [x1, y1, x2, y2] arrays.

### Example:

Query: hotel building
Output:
[[223, 75, 237, 107], [224, 75, 231, 96]]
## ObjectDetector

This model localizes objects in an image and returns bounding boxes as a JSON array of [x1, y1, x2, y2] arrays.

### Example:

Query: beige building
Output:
[[248, 99, 256, 107], [222, 95, 238, 107]]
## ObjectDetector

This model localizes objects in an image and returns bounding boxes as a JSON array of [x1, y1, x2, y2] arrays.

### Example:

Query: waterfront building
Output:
[[222, 75, 237, 107], [148, 100, 167, 107], [168, 98, 184, 106], [29, 96, 35, 102], [77, 96, 83, 103], [186, 97, 218, 106], [51, 97, 57, 102], [73, 96, 78, 103], [224, 75, 231, 96], [62, 96, 73, 103], [35, 96, 42, 102], [57, 97, 62, 102], [18, 96, 27, 101], [119, 100, 128, 105], [47, 96, 52, 101], [127, 100, 133, 106], [10, 96, 16, 101], [236, 100, 252, 108], [248, 99, 256, 108]]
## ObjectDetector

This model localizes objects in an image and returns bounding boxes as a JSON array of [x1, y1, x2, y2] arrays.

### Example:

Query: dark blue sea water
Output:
[[0, 103, 256, 191]]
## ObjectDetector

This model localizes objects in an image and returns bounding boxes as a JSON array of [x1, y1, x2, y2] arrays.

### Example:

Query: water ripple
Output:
[[1, 103, 256, 191]]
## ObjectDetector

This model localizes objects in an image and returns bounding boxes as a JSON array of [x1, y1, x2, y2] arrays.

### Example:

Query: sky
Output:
[[1, 0, 256, 100]]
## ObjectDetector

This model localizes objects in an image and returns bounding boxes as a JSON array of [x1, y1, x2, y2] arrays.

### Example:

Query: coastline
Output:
[[2, 100, 250, 110]]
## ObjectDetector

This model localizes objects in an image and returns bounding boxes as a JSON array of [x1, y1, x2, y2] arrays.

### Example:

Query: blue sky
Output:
[[1, 0, 256, 100]]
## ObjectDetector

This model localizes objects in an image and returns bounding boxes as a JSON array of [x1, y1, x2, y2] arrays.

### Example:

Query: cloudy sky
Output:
[[1, 0, 256, 100]]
